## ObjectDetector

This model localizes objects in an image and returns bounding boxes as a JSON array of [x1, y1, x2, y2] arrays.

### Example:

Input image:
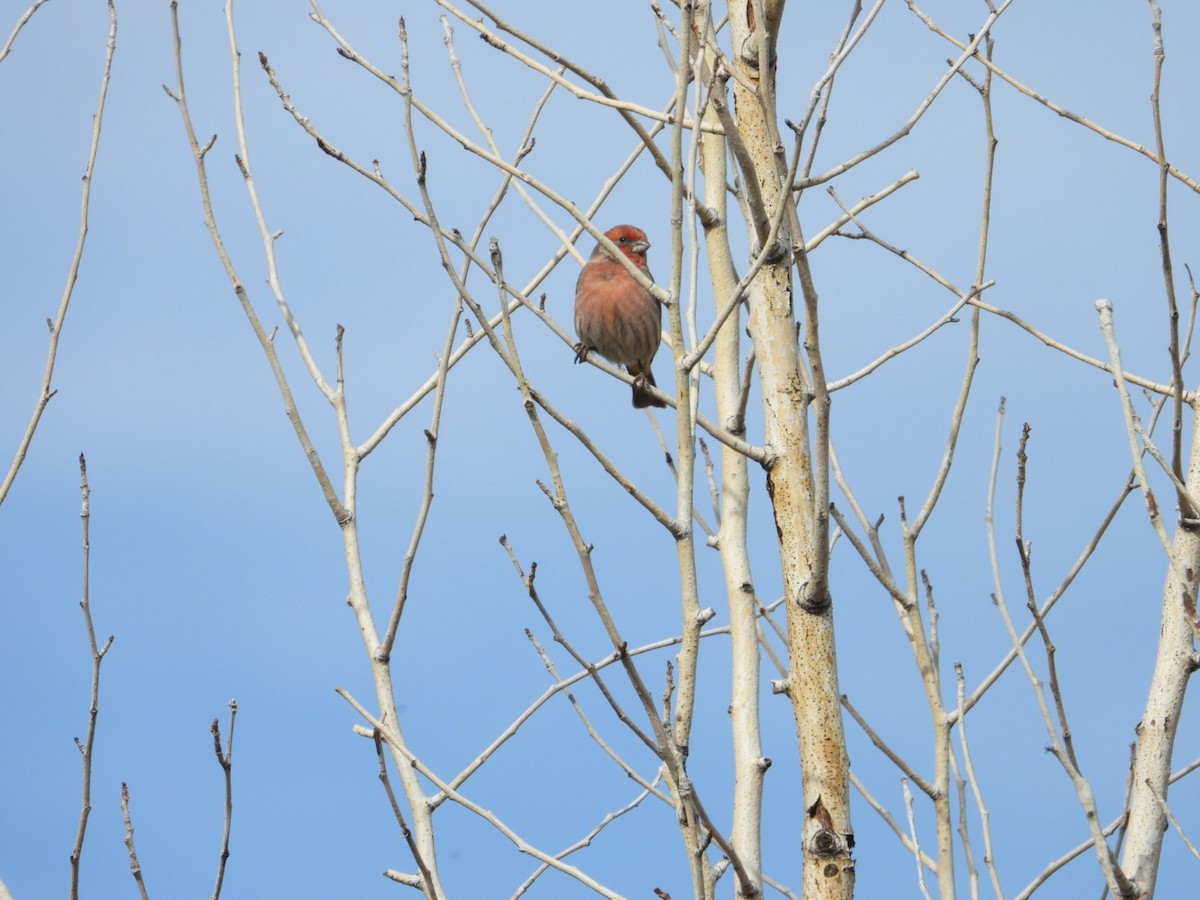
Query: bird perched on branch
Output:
[[573, 224, 667, 409]]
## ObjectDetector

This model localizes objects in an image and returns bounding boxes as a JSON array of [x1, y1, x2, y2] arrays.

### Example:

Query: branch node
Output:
[[797, 581, 831, 613]]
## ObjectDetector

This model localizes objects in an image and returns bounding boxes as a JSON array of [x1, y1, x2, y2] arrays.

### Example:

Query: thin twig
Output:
[[120, 783, 150, 900], [439, 610, 739, 801], [795, 0, 1014, 189], [984, 398, 1133, 898], [1144, 0, 1191, 521], [380, 20, 559, 656], [511, 783, 660, 897], [903, 778, 934, 900], [0, 0, 51, 64], [1014, 425, 1082, 770], [1096, 300, 1194, 603], [339, 689, 624, 898], [446, 0, 718, 223], [954, 664, 1002, 899], [839, 222, 1176, 398], [1145, 781, 1200, 863], [958, 395, 1174, 720], [165, 2, 346, 521], [209, 700, 237, 900], [905, 0, 1200, 194], [69, 454, 114, 900], [372, 728, 436, 892], [1, 1, 116, 508], [841, 695, 934, 797], [1016, 757, 1200, 898]]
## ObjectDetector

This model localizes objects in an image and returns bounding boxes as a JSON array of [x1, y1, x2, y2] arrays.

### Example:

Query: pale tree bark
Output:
[[728, 2, 855, 897], [693, 3, 765, 895], [1118, 409, 1200, 896], [1117, 5, 1200, 890]]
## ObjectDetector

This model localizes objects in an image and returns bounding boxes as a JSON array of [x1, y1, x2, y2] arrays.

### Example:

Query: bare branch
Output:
[[120, 783, 150, 900], [339, 689, 624, 898], [906, 0, 1200, 194], [371, 729, 436, 894], [796, 0, 1014, 189], [1, 1, 116, 508], [0, 0, 51, 64], [69, 453, 114, 900], [984, 398, 1134, 898], [209, 701, 237, 900]]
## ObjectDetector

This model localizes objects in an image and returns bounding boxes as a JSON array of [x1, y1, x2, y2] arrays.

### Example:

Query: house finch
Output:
[[573, 225, 667, 409]]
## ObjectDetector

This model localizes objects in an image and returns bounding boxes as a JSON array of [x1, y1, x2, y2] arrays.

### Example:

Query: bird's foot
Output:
[[573, 342, 591, 365]]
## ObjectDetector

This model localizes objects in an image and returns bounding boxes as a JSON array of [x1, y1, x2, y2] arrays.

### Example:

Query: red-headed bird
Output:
[[573, 225, 667, 409]]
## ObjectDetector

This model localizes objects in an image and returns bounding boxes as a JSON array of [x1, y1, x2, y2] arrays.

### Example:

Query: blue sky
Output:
[[2, 2, 1198, 897]]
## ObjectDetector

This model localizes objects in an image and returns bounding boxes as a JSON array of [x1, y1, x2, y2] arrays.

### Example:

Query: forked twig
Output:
[[69, 454, 115, 900], [372, 728, 436, 892], [338, 688, 623, 898], [984, 401, 1133, 898], [209, 700, 237, 900]]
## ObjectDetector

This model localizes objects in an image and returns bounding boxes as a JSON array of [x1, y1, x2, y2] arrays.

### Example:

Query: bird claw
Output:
[[573, 342, 591, 365]]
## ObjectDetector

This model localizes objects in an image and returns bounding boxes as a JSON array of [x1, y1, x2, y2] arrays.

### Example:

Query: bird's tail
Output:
[[632, 367, 668, 409]]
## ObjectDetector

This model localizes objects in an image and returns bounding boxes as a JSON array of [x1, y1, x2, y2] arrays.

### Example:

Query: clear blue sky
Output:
[[2, 2, 1198, 897]]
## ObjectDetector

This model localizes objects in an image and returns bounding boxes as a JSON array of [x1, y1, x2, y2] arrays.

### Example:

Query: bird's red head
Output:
[[600, 224, 650, 266]]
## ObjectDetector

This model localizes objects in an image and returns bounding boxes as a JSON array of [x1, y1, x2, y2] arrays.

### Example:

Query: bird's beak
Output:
[[632, 239, 650, 254]]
